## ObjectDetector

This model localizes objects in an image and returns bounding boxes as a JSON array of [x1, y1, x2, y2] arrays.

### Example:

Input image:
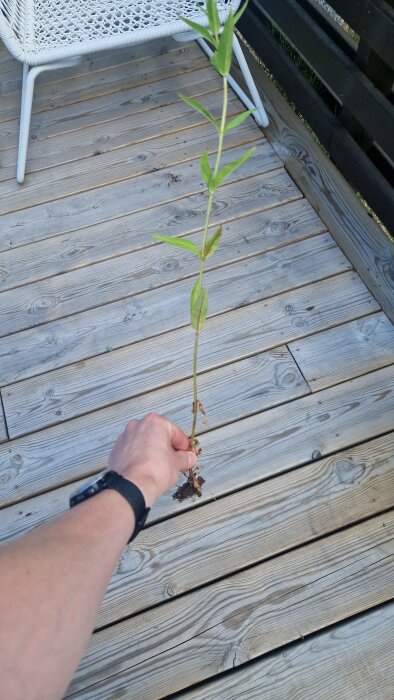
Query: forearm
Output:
[[0, 490, 134, 700]]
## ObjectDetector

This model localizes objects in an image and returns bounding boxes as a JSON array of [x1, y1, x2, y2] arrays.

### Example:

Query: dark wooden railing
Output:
[[238, 0, 394, 231]]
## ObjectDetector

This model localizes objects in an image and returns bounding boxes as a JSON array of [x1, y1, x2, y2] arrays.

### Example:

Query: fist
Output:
[[108, 413, 197, 507]]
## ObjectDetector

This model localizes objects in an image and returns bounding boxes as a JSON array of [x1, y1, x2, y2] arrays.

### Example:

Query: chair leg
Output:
[[196, 34, 269, 128], [17, 63, 36, 184], [16, 57, 83, 184], [231, 33, 269, 127]]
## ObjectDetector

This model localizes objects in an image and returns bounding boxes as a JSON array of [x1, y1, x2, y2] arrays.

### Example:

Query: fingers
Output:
[[142, 413, 190, 451], [174, 449, 197, 474], [169, 421, 190, 451]]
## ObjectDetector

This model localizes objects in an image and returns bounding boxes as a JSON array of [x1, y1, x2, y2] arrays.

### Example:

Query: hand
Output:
[[108, 413, 197, 507]]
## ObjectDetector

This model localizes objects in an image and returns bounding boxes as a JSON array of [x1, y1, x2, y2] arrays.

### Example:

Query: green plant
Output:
[[151, 0, 255, 499]]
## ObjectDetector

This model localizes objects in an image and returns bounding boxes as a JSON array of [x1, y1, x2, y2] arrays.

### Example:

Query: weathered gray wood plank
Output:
[[0, 118, 265, 215], [0, 65, 221, 152], [0, 38, 182, 97], [67, 513, 394, 698], [0, 140, 273, 249], [0, 82, 225, 182], [232, 44, 394, 323], [0, 93, 250, 210], [0, 43, 208, 123], [179, 603, 394, 700], [0, 227, 337, 384], [94, 432, 394, 626], [1, 364, 392, 536], [0, 228, 340, 386], [0, 347, 308, 510], [289, 312, 394, 390], [2, 272, 378, 437], [0, 177, 310, 293], [0, 231, 346, 339]]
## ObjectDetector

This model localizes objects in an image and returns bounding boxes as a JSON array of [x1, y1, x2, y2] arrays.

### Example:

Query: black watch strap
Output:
[[70, 470, 150, 543], [105, 471, 150, 543]]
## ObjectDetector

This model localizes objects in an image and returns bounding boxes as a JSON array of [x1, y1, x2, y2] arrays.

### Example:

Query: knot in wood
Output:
[[159, 257, 181, 272], [281, 371, 296, 386], [335, 459, 366, 484], [31, 295, 58, 313]]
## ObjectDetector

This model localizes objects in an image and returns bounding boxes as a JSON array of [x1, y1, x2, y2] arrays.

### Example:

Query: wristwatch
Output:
[[69, 470, 150, 543]]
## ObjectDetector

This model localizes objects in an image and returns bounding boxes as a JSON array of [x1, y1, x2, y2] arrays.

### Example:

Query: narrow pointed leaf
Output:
[[178, 93, 218, 129], [190, 280, 208, 331], [213, 146, 256, 187], [190, 278, 201, 329], [210, 12, 234, 76], [224, 109, 254, 132], [203, 226, 222, 259], [178, 15, 215, 44], [200, 150, 215, 193], [234, 0, 249, 24], [205, 0, 220, 36], [150, 234, 200, 256], [210, 50, 224, 76]]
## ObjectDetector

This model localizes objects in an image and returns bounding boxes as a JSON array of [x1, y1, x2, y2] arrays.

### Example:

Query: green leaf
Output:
[[178, 15, 216, 45], [150, 234, 200, 256], [190, 279, 208, 331], [202, 226, 222, 259], [200, 150, 215, 193], [224, 109, 254, 132], [210, 12, 234, 76], [178, 93, 218, 130], [234, 0, 249, 24], [205, 0, 220, 36], [213, 146, 256, 188]]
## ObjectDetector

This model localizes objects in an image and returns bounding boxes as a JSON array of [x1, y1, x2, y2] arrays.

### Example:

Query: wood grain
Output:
[[0, 43, 208, 123], [0, 227, 338, 386], [0, 85, 227, 181], [179, 603, 394, 700], [0, 175, 308, 293], [0, 201, 323, 383], [0, 230, 346, 339], [289, 312, 394, 390], [0, 39, 391, 698], [0, 140, 273, 248], [0, 119, 265, 215], [1, 364, 392, 537], [0, 93, 249, 210], [67, 513, 394, 698], [0, 38, 182, 98], [0, 346, 308, 509], [231, 42, 394, 323], [0, 65, 221, 152], [2, 272, 378, 437], [94, 432, 394, 626]]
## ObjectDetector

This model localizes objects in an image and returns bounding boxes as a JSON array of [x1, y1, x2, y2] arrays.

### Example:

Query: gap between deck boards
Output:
[[66, 512, 394, 698], [0, 363, 392, 523], [177, 602, 394, 699]]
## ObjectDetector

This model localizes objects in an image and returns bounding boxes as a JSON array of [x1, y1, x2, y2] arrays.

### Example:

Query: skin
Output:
[[0, 412, 196, 700]]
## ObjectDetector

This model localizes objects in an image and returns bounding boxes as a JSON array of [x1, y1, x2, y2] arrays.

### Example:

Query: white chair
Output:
[[0, 0, 268, 183]]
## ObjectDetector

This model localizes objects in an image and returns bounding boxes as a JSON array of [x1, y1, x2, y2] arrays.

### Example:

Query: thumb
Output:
[[175, 449, 197, 474]]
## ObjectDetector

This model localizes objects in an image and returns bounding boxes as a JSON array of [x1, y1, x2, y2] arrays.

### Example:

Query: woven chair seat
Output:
[[1, 0, 238, 64], [0, 0, 269, 184]]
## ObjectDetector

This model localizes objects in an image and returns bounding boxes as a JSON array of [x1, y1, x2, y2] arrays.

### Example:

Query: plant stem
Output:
[[190, 76, 228, 450]]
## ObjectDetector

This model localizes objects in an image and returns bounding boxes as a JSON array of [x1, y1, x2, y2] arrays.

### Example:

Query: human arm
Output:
[[0, 413, 196, 700]]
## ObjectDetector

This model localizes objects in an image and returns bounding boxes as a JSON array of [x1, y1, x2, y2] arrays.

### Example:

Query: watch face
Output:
[[70, 470, 107, 500]]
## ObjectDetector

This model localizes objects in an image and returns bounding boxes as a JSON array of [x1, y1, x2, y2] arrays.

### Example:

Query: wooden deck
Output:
[[0, 35, 393, 699]]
